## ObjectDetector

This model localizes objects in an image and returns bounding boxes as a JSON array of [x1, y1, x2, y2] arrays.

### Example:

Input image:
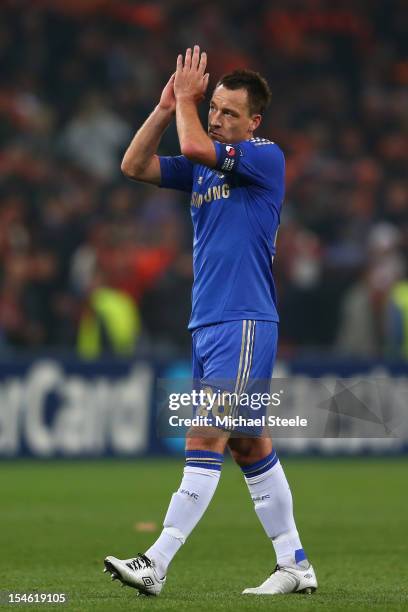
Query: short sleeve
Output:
[[159, 155, 194, 192], [213, 139, 285, 189]]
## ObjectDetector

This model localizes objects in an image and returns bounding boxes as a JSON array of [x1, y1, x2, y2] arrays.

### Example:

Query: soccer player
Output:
[[104, 45, 317, 596]]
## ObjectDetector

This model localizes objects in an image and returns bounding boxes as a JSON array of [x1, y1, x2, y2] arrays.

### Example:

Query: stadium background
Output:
[[1, 1, 407, 610]]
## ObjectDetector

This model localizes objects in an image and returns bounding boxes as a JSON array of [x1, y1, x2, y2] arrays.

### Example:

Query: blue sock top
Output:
[[240, 450, 278, 478], [185, 449, 224, 471]]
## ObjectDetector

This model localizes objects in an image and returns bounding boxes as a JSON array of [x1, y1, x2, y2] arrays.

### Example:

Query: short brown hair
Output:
[[216, 69, 271, 115]]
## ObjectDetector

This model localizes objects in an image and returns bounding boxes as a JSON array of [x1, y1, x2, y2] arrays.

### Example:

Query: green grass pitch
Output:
[[1, 457, 407, 611]]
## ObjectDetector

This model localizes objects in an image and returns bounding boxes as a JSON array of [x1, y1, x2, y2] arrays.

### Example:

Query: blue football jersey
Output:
[[159, 137, 285, 330]]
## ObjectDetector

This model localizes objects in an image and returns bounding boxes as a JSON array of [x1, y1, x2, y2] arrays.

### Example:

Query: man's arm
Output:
[[174, 46, 217, 167], [121, 74, 176, 184]]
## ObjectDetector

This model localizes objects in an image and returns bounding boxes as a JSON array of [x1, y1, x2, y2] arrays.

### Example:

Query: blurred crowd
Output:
[[0, 0, 407, 359]]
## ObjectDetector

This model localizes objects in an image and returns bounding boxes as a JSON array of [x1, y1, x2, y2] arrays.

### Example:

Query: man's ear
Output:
[[249, 114, 262, 133]]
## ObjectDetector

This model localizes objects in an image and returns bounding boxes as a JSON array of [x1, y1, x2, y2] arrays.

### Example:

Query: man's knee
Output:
[[228, 437, 273, 466], [185, 427, 229, 454]]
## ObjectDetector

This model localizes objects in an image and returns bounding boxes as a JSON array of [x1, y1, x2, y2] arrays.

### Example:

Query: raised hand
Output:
[[174, 45, 210, 104], [159, 73, 177, 114]]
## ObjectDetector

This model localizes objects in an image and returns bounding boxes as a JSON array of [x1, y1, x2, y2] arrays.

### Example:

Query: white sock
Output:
[[145, 451, 223, 577], [241, 450, 307, 567]]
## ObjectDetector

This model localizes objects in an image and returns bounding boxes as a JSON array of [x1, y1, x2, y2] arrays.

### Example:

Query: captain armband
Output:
[[216, 144, 242, 172]]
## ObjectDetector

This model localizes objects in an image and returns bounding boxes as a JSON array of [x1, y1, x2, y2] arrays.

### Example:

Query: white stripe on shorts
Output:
[[230, 320, 256, 420]]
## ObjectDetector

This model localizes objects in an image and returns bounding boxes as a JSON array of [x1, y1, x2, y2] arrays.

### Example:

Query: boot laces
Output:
[[126, 553, 152, 572]]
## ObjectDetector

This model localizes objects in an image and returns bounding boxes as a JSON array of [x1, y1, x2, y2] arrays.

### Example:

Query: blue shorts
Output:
[[191, 320, 278, 434]]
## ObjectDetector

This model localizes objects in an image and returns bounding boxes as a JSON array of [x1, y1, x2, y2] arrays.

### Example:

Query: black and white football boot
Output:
[[104, 553, 165, 596]]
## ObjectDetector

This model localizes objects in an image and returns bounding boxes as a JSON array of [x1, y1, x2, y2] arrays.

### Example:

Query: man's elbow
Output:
[[180, 141, 200, 159], [121, 157, 140, 179]]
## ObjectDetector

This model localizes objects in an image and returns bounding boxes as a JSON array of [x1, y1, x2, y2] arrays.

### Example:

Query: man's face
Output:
[[208, 85, 261, 144]]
